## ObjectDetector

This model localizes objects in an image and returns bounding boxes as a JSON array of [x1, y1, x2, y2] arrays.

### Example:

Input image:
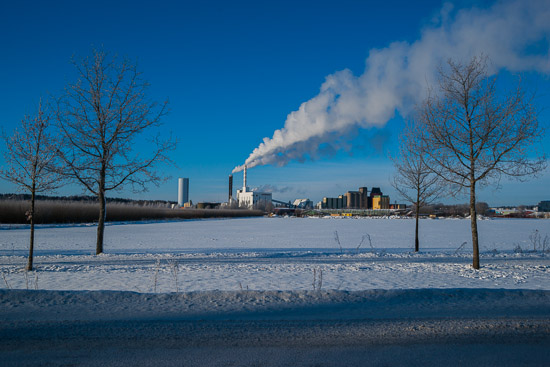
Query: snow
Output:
[[1, 217, 549, 366], [1, 217, 548, 292]]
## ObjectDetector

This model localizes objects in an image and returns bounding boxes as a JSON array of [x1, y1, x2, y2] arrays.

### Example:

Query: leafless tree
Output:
[[56, 49, 176, 254], [0, 100, 62, 270], [417, 56, 546, 269], [392, 120, 443, 252]]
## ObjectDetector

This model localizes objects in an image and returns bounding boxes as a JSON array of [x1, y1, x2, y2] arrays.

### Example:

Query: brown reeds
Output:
[[0, 199, 263, 224]]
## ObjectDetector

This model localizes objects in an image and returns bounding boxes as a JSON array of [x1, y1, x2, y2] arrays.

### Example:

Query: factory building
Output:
[[293, 198, 313, 209], [177, 178, 189, 207], [372, 195, 390, 209], [344, 187, 369, 209], [320, 186, 390, 210], [322, 195, 347, 209], [236, 165, 272, 209], [538, 200, 550, 212]]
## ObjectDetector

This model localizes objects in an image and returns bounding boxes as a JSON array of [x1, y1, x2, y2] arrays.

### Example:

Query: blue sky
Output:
[[1, 0, 549, 206]]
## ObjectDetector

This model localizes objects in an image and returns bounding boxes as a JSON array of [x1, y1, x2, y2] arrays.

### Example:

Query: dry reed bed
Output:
[[0, 200, 263, 224]]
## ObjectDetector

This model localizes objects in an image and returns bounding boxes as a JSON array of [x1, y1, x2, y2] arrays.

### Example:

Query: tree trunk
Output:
[[470, 182, 480, 269], [414, 197, 420, 252], [96, 188, 106, 255], [27, 188, 35, 271]]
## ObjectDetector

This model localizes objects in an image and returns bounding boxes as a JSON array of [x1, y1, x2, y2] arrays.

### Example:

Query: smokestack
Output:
[[229, 174, 233, 201], [243, 165, 247, 191]]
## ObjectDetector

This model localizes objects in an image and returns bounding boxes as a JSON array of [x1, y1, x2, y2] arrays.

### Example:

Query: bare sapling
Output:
[[312, 268, 323, 291], [356, 234, 367, 254], [55, 49, 176, 255], [2, 272, 11, 289], [238, 281, 249, 291], [152, 259, 161, 293], [417, 55, 546, 269], [454, 241, 468, 255], [529, 230, 549, 253], [170, 260, 179, 292], [0, 100, 62, 271], [334, 231, 342, 253], [365, 234, 374, 252], [391, 119, 443, 252]]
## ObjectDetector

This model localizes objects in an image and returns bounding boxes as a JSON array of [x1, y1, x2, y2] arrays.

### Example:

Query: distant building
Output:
[[178, 178, 189, 207], [372, 195, 390, 210], [319, 186, 397, 210], [344, 187, 370, 209], [390, 203, 407, 210], [238, 190, 272, 209], [293, 198, 313, 209], [236, 166, 272, 209], [321, 195, 346, 209], [537, 200, 550, 212]]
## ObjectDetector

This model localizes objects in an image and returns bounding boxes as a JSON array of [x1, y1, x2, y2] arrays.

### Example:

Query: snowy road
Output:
[[2, 289, 550, 366], [3, 319, 550, 367]]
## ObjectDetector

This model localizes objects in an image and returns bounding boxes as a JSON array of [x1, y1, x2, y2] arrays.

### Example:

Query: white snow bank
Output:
[[1, 252, 549, 292], [2, 288, 549, 322]]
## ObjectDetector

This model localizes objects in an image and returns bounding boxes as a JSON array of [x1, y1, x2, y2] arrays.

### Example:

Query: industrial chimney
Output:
[[228, 174, 233, 201], [243, 165, 248, 192]]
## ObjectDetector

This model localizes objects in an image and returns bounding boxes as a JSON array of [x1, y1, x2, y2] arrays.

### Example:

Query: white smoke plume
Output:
[[232, 0, 550, 173]]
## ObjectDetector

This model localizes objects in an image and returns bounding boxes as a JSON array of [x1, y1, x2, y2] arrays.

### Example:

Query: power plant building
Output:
[[236, 166, 272, 209]]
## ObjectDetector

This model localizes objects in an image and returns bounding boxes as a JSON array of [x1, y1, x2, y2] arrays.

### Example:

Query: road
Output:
[[1, 289, 549, 366]]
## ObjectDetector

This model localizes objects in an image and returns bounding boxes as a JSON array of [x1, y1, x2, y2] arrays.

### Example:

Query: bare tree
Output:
[[392, 120, 443, 252], [56, 50, 176, 254], [417, 56, 546, 269], [0, 100, 62, 270]]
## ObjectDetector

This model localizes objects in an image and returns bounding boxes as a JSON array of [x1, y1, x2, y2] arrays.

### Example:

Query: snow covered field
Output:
[[1, 217, 549, 292], [1, 217, 549, 366]]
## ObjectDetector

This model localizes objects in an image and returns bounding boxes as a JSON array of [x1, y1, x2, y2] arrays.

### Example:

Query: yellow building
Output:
[[372, 195, 390, 210]]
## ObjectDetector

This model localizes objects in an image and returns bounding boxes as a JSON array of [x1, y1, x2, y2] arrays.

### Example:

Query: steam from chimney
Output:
[[232, 0, 550, 174]]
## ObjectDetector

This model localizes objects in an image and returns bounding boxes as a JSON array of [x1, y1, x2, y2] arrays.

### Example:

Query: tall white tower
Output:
[[178, 178, 189, 206], [243, 165, 248, 192]]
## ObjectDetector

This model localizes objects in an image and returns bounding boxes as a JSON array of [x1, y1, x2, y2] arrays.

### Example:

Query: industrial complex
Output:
[[175, 170, 548, 218], [177, 166, 404, 213], [318, 186, 398, 210]]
